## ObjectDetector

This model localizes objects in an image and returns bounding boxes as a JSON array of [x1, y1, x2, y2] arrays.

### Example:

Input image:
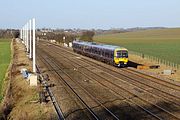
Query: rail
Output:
[[36, 65, 65, 120], [41, 42, 180, 119], [38, 45, 163, 119], [37, 49, 121, 119]]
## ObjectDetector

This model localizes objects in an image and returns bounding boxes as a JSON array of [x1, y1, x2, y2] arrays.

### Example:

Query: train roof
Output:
[[73, 40, 127, 51]]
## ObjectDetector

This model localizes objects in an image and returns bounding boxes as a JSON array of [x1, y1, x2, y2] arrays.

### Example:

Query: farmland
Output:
[[94, 28, 180, 64], [0, 39, 11, 101]]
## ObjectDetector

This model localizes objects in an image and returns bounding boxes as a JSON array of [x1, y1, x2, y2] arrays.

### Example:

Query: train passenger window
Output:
[[98, 49, 100, 55], [92, 48, 95, 53], [89, 47, 92, 53], [100, 49, 102, 56], [105, 52, 109, 58], [95, 48, 98, 54], [103, 50, 105, 56], [111, 52, 113, 58]]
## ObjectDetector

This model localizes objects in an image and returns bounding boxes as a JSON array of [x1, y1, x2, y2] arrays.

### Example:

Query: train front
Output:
[[114, 48, 128, 67]]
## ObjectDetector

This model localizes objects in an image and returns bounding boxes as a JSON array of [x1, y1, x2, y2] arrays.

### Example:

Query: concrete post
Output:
[[29, 20, 32, 59], [27, 23, 29, 53], [24, 26, 26, 45], [32, 18, 36, 73]]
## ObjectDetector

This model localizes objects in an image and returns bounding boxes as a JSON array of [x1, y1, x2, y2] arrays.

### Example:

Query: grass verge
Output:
[[0, 39, 11, 101]]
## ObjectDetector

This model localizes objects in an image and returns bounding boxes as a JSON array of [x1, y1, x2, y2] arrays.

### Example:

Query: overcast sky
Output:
[[0, 0, 180, 29]]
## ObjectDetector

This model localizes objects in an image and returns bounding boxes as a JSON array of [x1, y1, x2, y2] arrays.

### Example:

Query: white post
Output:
[[24, 26, 26, 44], [23, 26, 25, 44], [25, 25, 27, 47], [26, 24, 27, 50], [29, 20, 32, 59], [32, 18, 36, 73], [23, 27, 24, 42], [22, 27, 24, 43], [21, 28, 23, 40], [27, 23, 29, 52], [20, 29, 22, 39]]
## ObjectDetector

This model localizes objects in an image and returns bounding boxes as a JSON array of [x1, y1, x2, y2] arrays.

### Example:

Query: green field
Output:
[[94, 28, 180, 64], [0, 39, 11, 100]]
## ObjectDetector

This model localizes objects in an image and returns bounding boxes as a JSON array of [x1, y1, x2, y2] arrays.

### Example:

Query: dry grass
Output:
[[1, 39, 55, 120], [129, 53, 180, 81]]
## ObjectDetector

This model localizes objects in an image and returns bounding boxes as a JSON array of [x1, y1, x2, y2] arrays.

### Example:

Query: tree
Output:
[[13, 31, 19, 38], [79, 31, 95, 42]]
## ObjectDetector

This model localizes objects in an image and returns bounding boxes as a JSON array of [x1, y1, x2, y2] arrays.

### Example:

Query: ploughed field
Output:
[[37, 41, 180, 120], [0, 39, 11, 101], [94, 28, 180, 64]]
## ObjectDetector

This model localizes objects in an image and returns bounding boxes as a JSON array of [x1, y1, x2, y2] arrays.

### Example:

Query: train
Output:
[[72, 40, 128, 67]]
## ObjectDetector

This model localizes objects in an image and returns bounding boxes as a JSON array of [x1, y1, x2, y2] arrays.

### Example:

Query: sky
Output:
[[0, 0, 180, 29]]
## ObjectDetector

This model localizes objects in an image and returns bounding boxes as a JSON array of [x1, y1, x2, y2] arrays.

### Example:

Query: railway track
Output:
[[36, 65, 65, 120], [44, 42, 180, 92], [122, 68, 180, 91], [37, 49, 121, 120], [37, 48, 162, 120], [41, 42, 180, 96], [37, 41, 180, 119], [45, 42, 180, 90], [37, 54, 97, 119]]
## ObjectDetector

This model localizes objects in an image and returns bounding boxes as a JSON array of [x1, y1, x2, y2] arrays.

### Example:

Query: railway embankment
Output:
[[0, 39, 55, 120]]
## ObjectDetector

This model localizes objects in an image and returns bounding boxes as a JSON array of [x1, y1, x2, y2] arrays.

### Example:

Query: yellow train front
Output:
[[114, 48, 128, 67], [72, 41, 128, 67]]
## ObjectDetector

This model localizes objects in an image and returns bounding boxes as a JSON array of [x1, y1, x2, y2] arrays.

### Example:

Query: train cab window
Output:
[[117, 50, 128, 58], [122, 51, 128, 58]]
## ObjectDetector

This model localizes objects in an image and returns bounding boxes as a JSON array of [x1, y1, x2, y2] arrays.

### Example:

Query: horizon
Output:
[[1, 27, 180, 31]]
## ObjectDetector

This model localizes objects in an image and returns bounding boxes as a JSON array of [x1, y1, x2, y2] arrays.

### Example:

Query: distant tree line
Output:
[[37, 32, 77, 44], [0, 29, 19, 38], [79, 30, 95, 42], [0, 29, 12, 38], [37, 30, 96, 43]]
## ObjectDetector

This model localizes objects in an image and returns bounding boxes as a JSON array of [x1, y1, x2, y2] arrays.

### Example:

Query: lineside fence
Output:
[[19, 18, 36, 73], [129, 51, 180, 70]]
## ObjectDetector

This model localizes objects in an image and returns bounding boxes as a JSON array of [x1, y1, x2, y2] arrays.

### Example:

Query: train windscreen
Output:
[[116, 50, 128, 58]]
